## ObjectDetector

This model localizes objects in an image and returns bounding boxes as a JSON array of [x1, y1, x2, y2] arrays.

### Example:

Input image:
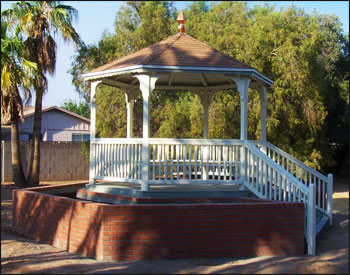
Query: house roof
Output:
[[2, 106, 90, 125], [86, 33, 252, 75], [25, 106, 90, 123]]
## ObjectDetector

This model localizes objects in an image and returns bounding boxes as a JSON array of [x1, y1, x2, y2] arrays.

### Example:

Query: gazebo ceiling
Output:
[[82, 26, 273, 90]]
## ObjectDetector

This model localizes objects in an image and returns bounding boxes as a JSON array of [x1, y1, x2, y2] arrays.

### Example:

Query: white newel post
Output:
[[135, 75, 158, 191], [199, 92, 212, 181], [327, 173, 333, 226], [89, 80, 102, 185], [307, 183, 316, 255]]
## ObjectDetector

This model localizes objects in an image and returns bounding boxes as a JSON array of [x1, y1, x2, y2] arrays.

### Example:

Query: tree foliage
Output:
[[3, 1, 81, 186], [61, 99, 90, 118], [70, 1, 349, 175], [1, 18, 38, 187]]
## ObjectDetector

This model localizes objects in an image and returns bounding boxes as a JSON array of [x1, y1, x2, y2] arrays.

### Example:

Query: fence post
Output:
[[307, 183, 316, 255], [327, 174, 333, 226]]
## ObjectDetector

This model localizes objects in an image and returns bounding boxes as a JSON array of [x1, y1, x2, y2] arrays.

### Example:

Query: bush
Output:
[[81, 140, 90, 163]]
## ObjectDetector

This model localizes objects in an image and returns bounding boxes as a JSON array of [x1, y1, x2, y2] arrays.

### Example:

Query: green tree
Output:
[[61, 99, 90, 118], [4, 1, 81, 186], [1, 20, 37, 187]]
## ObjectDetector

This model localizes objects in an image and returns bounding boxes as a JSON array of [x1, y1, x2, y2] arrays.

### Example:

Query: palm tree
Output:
[[1, 21, 37, 187], [3, 1, 81, 186]]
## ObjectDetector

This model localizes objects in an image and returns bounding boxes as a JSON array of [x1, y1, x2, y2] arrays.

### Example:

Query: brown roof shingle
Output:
[[86, 33, 252, 74]]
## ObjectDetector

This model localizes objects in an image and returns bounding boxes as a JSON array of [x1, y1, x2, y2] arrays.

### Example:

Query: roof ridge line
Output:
[[142, 34, 182, 65]]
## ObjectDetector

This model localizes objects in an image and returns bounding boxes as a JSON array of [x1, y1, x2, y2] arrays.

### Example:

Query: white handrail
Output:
[[244, 141, 309, 194], [254, 140, 332, 217], [149, 139, 243, 183], [92, 138, 143, 144], [266, 141, 328, 182], [149, 138, 244, 146]]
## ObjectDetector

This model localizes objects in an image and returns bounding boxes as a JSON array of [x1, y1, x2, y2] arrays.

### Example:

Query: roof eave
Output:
[[23, 106, 90, 123], [82, 65, 273, 86]]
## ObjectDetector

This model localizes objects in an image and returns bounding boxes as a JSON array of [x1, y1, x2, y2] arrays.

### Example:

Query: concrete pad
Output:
[[85, 182, 250, 199]]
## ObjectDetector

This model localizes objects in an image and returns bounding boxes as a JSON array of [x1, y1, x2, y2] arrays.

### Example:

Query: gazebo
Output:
[[82, 11, 333, 255]]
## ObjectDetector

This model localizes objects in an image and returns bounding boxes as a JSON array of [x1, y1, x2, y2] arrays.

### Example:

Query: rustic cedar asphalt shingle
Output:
[[86, 33, 252, 74]]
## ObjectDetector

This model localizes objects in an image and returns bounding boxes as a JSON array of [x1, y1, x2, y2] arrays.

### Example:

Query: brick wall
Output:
[[1, 141, 88, 182], [13, 185, 305, 261]]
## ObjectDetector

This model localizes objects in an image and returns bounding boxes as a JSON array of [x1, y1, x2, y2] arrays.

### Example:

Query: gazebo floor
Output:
[[77, 182, 251, 204]]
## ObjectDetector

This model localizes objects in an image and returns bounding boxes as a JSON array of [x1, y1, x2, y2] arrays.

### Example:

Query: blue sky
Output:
[[1, 1, 349, 107]]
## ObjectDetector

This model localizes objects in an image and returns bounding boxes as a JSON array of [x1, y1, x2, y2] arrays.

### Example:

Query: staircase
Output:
[[243, 140, 333, 255]]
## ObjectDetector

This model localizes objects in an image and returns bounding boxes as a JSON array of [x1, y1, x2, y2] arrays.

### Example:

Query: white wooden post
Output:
[[260, 86, 267, 153], [199, 91, 212, 180], [229, 77, 251, 190], [256, 85, 267, 154], [238, 78, 251, 140], [307, 183, 316, 255], [327, 173, 333, 226], [226, 76, 251, 140], [126, 97, 134, 138], [89, 80, 102, 185], [199, 92, 212, 139], [125, 90, 138, 138], [135, 75, 158, 191]]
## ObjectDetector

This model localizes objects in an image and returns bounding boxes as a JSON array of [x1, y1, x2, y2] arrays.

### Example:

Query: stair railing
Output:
[[253, 141, 333, 226], [244, 140, 316, 255]]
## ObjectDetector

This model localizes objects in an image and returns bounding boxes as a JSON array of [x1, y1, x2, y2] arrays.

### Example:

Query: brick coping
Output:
[[77, 187, 288, 205]]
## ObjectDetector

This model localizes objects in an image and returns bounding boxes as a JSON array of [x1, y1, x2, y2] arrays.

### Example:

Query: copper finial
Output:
[[176, 10, 186, 33]]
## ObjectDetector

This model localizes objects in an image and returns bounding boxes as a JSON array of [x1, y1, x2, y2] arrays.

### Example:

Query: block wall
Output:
[[13, 185, 305, 261], [1, 141, 88, 182]]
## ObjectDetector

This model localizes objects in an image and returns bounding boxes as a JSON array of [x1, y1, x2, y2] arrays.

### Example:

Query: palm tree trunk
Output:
[[27, 92, 43, 186], [11, 120, 27, 187]]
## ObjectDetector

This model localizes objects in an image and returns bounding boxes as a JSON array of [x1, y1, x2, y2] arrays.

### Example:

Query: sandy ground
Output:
[[1, 179, 349, 274]]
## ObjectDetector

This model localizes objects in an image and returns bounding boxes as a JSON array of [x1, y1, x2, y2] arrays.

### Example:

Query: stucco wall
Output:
[[1, 141, 89, 182]]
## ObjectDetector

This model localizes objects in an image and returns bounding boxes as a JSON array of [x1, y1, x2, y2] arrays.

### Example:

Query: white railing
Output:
[[148, 139, 243, 184], [91, 138, 142, 183], [243, 140, 309, 202], [253, 141, 333, 224]]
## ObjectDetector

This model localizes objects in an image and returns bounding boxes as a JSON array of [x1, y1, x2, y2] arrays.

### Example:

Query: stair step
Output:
[[316, 209, 329, 236]]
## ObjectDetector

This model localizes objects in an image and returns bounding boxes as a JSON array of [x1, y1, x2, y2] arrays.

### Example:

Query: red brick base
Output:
[[13, 184, 305, 261]]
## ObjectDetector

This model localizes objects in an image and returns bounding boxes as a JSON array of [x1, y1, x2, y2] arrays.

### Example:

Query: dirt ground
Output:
[[1, 179, 349, 274]]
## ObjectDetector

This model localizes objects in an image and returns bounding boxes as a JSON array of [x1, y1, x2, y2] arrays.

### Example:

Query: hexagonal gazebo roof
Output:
[[82, 32, 273, 89]]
